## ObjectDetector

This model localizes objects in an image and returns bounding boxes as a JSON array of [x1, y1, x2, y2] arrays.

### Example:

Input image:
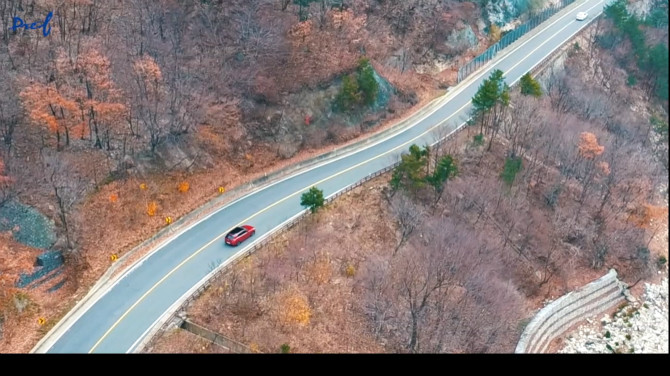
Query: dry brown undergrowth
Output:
[[0, 78, 441, 354], [148, 173, 396, 354], [145, 120, 668, 353]]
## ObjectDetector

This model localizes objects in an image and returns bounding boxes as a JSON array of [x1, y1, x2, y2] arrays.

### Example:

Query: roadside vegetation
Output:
[[0, 0, 493, 351], [1, 0, 667, 353], [148, 11, 668, 350]]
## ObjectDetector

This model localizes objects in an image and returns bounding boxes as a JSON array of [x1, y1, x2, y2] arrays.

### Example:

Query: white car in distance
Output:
[[576, 11, 588, 21]]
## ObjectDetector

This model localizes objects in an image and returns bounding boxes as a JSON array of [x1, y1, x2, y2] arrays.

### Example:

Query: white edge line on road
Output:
[[126, 210, 308, 353], [39, 0, 600, 353], [128, 178, 373, 353], [109, 0, 600, 292], [506, 1, 605, 86], [97, 0, 608, 353], [127, 5, 607, 352]]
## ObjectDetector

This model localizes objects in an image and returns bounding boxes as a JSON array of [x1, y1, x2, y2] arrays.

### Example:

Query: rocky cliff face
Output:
[[444, 24, 479, 53], [486, 0, 529, 24], [485, 0, 555, 26]]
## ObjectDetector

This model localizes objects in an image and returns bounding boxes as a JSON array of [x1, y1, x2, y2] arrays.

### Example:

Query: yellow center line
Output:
[[89, 98, 469, 353], [89, 1, 599, 352]]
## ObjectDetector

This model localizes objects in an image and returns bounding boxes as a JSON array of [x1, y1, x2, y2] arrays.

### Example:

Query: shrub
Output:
[[300, 186, 325, 213], [12, 292, 32, 314], [345, 264, 356, 277], [280, 343, 291, 353], [636, 247, 650, 264], [357, 58, 379, 106], [335, 74, 361, 111], [604, 330, 611, 338], [147, 201, 158, 216], [277, 288, 312, 327], [500, 156, 523, 187], [334, 57, 379, 112], [657, 255, 667, 269], [489, 24, 501, 43], [473, 133, 484, 146], [520, 73, 543, 97], [178, 181, 190, 193]]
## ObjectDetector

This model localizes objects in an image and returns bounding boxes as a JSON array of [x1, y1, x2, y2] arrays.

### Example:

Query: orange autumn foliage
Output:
[[275, 287, 312, 327], [21, 47, 126, 148], [578, 132, 605, 159], [178, 182, 190, 193], [19, 82, 78, 134], [628, 204, 669, 228], [133, 56, 163, 83], [146, 201, 158, 216], [72, 48, 127, 139], [133, 55, 164, 99]]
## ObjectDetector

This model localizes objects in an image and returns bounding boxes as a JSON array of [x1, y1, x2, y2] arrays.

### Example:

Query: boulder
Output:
[[444, 24, 478, 52]]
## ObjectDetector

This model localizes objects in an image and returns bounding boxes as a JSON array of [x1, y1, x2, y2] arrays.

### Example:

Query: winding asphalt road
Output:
[[33, 0, 609, 353]]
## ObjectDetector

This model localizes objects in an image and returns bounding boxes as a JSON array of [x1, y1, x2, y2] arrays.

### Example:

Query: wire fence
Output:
[[458, 0, 576, 83]]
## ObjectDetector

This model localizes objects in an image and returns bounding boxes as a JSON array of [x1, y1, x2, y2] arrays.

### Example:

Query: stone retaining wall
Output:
[[516, 269, 630, 353]]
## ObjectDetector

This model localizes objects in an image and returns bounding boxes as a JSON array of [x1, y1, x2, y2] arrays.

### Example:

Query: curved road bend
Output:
[[35, 0, 608, 353]]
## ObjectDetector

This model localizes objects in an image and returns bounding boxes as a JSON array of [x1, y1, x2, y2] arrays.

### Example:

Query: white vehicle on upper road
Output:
[[34, 0, 612, 354], [576, 11, 589, 21]]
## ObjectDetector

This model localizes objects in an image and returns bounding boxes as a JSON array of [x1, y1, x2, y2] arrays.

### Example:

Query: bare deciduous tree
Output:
[[42, 153, 87, 252], [389, 194, 423, 255]]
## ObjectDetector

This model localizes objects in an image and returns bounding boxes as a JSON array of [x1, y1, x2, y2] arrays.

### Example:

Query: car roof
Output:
[[228, 226, 245, 234]]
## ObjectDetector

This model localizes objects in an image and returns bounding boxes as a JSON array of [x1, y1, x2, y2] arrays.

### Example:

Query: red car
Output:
[[225, 225, 256, 246]]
